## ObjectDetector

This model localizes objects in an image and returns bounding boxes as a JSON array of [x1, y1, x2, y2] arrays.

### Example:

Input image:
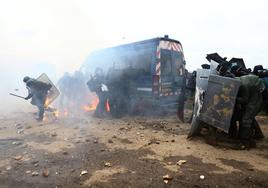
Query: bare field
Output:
[[0, 108, 267, 188]]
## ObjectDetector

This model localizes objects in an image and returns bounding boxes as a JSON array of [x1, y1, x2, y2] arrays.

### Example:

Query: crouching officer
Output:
[[23, 76, 52, 121]]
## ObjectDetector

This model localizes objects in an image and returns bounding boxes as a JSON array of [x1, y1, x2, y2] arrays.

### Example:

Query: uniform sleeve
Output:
[[25, 86, 33, 100]]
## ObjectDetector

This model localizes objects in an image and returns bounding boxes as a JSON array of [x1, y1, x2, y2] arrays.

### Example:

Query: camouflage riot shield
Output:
[[37, 73, 60, 107], [188, 69, 210, 138], [198, 75, 240, 133]]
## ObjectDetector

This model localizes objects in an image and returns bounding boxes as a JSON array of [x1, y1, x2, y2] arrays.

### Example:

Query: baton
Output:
[[9, 93, 26, 99]]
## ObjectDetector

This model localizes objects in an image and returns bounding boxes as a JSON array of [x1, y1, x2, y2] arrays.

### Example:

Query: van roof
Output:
[[92, 37, 182, 54]]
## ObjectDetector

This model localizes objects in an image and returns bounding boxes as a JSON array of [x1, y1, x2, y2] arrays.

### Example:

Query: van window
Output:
[[113, 50, 152, 76], [173, 52, 184, 76], [134, 53, 152, 75], [161, 50, 172, 76]]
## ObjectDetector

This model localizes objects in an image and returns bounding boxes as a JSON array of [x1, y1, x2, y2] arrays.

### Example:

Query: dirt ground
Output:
[[0, 106, 268, 188]]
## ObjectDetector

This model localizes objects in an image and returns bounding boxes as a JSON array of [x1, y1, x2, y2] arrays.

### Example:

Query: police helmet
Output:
[[23, 76, 30, 83]]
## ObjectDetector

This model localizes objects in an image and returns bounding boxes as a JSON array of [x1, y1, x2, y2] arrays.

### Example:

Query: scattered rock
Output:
[[171, 139, 175, 142], [136, 132, 141, 135], [6, 166, 12, 171], [112, 135, 117, 139], [163, 174, 173, 184], [42, 168, 49, 177], [93, 140, 98, 144], [12, 141, 23, 146], [80, 170, 88, 176], [31, 160, 39, 165], [177, 160, 187, 166], [200, 175, 205, 180], [25, 126, 32, 129], [167, 162, 172, 165], [51, 133, 57, 137], [32, 171, 39, 176], [104, 162, 112, 167], [155, 141, 160, 144], [17, 130, 24, 134], [15, 123, 21, 127], [13, 155, 23, 161], [163, 174, 173, 180], [26, 170, 31, 174], [108, 139, 113, 143], [153, 130, 158, 133], [187, 147, 191, 149], [62, 151, 68, 155], [34, 163, 39, 167]]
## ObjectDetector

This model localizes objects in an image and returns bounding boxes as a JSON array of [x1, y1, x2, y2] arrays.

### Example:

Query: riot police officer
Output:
[[87, 68, 108, 117], [235, 75, 265, 149], [23, 76, 52, 121]]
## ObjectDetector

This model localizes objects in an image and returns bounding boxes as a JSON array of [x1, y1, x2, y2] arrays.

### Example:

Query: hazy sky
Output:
[[0, 0, 267, 82]]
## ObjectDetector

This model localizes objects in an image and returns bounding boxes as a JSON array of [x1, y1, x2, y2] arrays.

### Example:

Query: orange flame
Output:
[[83, 96, 99, 112], [53, 110, 59, 118], [106, 100, 110, 112]]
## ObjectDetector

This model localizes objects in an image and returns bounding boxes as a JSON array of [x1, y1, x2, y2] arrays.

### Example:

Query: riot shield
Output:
[[37, 73, 60, 107], [188, 69, 210, 138], [210, 60, 219, 75], [198, 75, 240, 133]]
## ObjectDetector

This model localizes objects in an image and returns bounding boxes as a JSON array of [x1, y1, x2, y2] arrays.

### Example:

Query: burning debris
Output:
[[82, 96, 99, 112]]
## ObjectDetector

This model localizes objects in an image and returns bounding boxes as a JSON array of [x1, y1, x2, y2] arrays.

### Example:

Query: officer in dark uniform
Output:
[[235, 75, 265, 149], [23, 76, 52, 121], [87, 68, 108, 117]]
